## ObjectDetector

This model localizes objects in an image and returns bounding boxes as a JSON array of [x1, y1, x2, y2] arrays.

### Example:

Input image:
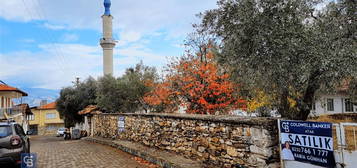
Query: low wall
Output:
[[92, 113, 280, 167], [38, 123, 64, 135]]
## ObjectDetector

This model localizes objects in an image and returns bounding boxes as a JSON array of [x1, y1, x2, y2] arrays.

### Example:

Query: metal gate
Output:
[[333, 123, 357, 168]]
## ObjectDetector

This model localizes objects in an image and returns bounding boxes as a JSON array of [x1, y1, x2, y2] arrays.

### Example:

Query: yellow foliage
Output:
[[287, 97, 297, 108], [247, 91, 271, 112]]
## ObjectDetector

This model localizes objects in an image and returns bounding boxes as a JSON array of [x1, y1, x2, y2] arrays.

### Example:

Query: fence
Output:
[[333, 123, 357, 168]]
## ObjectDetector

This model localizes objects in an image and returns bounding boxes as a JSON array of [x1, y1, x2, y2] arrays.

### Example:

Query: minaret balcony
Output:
[[100, 38, 116, 44], [100, 38, 116, 48]]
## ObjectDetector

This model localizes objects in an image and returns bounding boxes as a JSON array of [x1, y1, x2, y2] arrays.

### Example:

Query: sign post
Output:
[[279, 120, 335, 167]]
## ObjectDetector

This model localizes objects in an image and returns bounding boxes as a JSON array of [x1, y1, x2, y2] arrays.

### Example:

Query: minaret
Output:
[[100, 0, 116, 75]]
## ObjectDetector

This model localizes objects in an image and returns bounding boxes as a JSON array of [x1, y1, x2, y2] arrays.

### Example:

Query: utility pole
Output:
[[72, 77, 80, 87]]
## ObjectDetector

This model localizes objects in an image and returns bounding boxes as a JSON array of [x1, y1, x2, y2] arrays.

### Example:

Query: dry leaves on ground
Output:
[[132, 156, 160, 168]]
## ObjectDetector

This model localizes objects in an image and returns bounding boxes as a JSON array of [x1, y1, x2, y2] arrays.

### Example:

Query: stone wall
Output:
[[38, 123, 64, 135], [93, 113, 280, 168]]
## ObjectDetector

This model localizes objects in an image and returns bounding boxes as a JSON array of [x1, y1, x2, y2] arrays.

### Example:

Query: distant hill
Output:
[[17, 88, 60, 107]]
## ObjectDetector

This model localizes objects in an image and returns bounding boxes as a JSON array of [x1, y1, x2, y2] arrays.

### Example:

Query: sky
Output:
[[0, 0, 218, 90]]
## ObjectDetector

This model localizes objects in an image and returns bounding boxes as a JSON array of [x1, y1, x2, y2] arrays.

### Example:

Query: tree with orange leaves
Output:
[[144, 46, 246, 114], [143, 81, 178, 113]]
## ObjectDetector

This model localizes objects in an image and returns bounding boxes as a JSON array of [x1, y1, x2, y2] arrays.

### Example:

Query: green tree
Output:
[[96, 62, 158, 113], [56, 77, 97, 127], [198, 0, 356, 120]]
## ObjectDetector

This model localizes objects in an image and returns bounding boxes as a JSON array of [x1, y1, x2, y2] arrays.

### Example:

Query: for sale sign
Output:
[[279, 120, 335, 167]]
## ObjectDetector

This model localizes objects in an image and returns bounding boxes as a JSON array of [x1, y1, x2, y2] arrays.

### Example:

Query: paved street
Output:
[[31, 136, 152, 168]]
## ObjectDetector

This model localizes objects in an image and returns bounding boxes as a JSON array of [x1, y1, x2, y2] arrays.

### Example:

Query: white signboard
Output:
[[278, 120, 335, 168], [118, 116, 125, 132]]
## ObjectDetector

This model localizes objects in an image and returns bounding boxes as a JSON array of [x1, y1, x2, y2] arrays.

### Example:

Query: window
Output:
[[46, 113, 56, 119], [46, 125, 57, 130], [0, 126, 12, 138], [327, 99, 334, 111], [27, 114, 35, 121], [345, 99, 354, 112]]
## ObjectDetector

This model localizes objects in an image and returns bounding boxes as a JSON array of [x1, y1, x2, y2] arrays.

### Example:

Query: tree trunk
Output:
[[278, 89, 290, 118], [296, 70, 323, 120]]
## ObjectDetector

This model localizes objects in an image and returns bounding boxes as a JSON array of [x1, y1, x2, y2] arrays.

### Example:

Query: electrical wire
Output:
[[30, 0, 76, 76], [20, 0, 68, 76], [32, 0, 94, 79]]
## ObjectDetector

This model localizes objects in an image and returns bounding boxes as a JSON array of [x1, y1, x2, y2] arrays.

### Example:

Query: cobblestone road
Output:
[[31, 136, 149, 168]]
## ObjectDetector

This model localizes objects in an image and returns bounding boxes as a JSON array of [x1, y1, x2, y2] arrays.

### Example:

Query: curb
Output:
[[83, 137, 203, 168]]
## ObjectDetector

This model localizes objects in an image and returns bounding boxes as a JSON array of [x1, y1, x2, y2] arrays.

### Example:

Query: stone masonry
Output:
[[92, 113, 280, 167]]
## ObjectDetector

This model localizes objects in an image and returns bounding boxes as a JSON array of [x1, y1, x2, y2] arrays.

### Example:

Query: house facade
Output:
[[311, 94, 357, 116], [28, 102, 64, 135], [12, 103, 32, 133], [0, 83, 32, 132]]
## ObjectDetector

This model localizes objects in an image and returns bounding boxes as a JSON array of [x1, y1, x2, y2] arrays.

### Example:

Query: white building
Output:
[[311, 94, 356, 116], [0, 82, 32, 132]]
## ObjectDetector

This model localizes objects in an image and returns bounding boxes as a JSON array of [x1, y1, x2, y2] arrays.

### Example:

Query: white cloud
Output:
[[119, 31, 141, 44], [0, 44, 101, 89], [0, 0, 217, 89], [0, 0, 217, 39], [118, 45, 165, 65], [0, 42, 170, 89], [61, 33, 79, 42], [43, 23, 67, 30], [0, 0, 39, 21]]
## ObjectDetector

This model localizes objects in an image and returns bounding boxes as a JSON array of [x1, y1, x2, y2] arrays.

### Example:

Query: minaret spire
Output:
[[104, 0, 111, 15], [100, 0, 116, 75]]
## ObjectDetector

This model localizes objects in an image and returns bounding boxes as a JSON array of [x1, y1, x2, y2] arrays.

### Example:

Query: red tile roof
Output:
[[78, 105, 101, 115], [38, 102, 56, 110], [337, 79, 351, 92], [0, 84, 28, 96]]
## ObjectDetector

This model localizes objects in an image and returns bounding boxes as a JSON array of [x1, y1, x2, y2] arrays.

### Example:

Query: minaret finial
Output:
[[104, 0, 111, 15]]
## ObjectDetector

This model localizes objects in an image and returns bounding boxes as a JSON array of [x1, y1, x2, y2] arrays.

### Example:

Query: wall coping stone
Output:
[[96, 113, 279, 127]]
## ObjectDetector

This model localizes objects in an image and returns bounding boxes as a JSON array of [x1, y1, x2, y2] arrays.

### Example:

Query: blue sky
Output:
[[0, 0, 218, 90]]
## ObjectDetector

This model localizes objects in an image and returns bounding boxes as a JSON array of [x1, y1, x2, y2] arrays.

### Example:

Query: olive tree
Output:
[[197, 0, 356, 119], [96, 62, 158, 113], [56, 77, 97, 127]]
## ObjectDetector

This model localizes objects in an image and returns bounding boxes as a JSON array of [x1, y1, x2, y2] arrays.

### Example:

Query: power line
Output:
[[33, 0, 94, 79], [21, 0, 96, 82], [20, 0, 67, 76], [26, 0, 69, 74], [0, 80, 8, 85], [30, 0, 70, 69]]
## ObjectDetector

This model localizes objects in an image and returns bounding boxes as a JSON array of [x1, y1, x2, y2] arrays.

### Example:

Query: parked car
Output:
[[56, 128, 65, 137], [0, 119, 30, 166]]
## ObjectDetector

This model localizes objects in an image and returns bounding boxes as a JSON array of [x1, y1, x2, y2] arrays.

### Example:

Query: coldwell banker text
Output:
[[280, 120, 335, 167]]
